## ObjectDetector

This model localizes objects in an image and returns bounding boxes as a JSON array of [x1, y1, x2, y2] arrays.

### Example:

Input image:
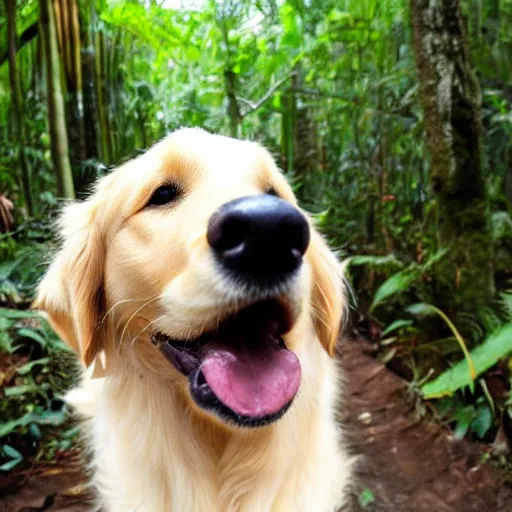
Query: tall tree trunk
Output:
[[292, 67, 319, 180], [224, 69, 241, 138], [410, 0, 494, 308], [66, 0, 86, 165], [280, 91, 295, 175], [95, 30, 112, 164], [281, 73, 297, 176], [40, 0, 75, 199], [78, 1, 99, 160], [506, 156, 512, 204], [53, 0, 86, 166], [218, 10, 240, 139], [6, 0, 34, 216]]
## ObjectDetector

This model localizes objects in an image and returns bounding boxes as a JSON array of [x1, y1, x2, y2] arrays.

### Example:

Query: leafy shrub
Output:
[[0, 232, 79, 472]]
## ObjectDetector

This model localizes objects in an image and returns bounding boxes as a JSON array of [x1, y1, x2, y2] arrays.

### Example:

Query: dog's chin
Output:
[[151, 300, 301, 428]]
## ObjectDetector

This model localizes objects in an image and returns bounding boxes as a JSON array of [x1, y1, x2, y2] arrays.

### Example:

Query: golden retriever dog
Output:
[[34, 128, 353, 511]]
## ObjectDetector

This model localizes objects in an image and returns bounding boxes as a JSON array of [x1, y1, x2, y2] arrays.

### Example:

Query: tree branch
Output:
[[291, 87, 416, 120], [240, 73, 295, 118], [291, 87, 359, 103], [0, 20, 39, 67]]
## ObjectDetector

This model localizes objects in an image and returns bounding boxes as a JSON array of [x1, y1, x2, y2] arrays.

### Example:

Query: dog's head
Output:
[[34, 128, 344, 428]]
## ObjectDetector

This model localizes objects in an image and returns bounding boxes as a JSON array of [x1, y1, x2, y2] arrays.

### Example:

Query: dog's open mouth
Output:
[[151, 300, 301, 427]]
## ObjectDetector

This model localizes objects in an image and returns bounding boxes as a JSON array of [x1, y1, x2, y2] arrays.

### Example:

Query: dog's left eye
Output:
[[148, 185, 180, 206]]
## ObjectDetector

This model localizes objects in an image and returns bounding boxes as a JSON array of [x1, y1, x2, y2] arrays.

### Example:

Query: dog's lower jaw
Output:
[[71, 343, 352, 512]]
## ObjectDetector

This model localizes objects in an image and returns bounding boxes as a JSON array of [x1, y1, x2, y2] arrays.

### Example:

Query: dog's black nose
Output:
[[207, 195, 310, 278]]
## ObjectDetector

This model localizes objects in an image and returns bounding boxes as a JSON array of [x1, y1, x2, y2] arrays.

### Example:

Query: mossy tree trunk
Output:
[[410, 0, 494, 309], [224, 69, 241, 139], [40, 0, 75, 199], [293, 66, 320, 181], [6, 0, 34, 215], [217, 6, 240, 139], [280, 88, 295, 176]]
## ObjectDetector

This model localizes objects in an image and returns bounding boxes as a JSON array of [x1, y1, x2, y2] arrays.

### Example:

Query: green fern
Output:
[[421, 322, 512, 399]]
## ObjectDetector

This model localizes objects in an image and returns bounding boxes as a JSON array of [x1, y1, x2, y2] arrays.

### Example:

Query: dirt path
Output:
[[342, 338, 512, 511], [1, 338, 511, 511]]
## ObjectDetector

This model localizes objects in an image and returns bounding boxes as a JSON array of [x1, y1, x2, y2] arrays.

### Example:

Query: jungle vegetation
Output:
[[0, 0, 511, 472]]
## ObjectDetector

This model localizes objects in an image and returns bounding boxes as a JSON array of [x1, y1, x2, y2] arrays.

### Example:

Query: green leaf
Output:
[[0, 444, 24, 470], [382, 319, 413, 337], [471, 406, 492, 439], [280, 3, 302, 47], [422, 323, 512, 398], [17, 328, 47, 347], [0, 419, 24, 438], [0, 308, 41, 320], [348, 253, 404, 271], [0, 411, 67, 438], [2, 444, 23, 460], [0, 258, 22, 281], [453, 407, 473, 440], [408, 303, 476, 385], [16, 357, 51, 375], [29, 423, 42, 439], [4, 384, 38, 397], [327, 9, 352, 23], [0, 458, 23, 471], [371, 269, 418, 310], [406, 303, 437, 317]]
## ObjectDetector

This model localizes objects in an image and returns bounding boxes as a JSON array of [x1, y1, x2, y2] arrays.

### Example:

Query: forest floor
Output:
[[1, 337, 512, 512]]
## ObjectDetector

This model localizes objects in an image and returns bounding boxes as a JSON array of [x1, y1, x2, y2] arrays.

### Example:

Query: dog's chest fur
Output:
[[78, 347, 352, 512]]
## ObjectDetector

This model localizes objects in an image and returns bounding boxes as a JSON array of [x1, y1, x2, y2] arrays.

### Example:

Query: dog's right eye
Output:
[[147, 185, 180, 207]]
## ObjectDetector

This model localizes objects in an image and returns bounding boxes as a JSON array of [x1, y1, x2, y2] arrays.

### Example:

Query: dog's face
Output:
[[35, 129, 343, 428]]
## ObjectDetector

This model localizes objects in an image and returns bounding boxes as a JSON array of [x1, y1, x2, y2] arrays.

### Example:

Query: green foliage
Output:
[[0, 232, 77, 471], [350, 248, 448, 311], [0, 0, 39, 65], [407, 303, 476, 385], [0, 444, 23, 471], [421, 323, 512, 399], [381, 319, 413, 337], [0, 304, 77, 470], [349, 254, 405, 274], [371, 269, 418, 310], [435, 395, 494, 441]]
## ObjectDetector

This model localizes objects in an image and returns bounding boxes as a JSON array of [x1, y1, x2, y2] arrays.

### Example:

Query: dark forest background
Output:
[[0, 0, 512, 477]]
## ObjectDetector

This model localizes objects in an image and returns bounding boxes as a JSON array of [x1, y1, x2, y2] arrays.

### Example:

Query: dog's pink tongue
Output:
[[201, 342, 301, 418]]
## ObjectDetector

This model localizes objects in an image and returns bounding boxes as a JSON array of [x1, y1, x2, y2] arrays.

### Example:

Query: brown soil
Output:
[[342, 338, 512, 512], [1, 337, 511, 512]]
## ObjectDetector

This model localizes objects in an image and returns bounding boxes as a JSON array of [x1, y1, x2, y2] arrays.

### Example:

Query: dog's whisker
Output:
[[117, 295, 163, 356], [130, 314, 168, 346], [101, 296, 157, 325]]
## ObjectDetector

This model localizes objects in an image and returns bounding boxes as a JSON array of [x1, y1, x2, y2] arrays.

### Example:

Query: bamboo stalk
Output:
[[5, 0, 34, 215], [40, 0, 76, 199]]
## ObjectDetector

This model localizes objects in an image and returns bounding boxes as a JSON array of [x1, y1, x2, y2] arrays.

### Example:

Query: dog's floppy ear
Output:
[[33, 199, 106, 367], [309, 229, 345, 356]]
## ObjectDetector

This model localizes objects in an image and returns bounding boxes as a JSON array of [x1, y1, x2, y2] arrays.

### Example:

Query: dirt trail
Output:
[[1, 337, 511, 511], [342, 338, 512, 511]]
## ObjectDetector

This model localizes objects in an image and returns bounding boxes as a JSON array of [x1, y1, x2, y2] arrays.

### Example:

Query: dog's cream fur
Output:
[[34, 128, 352, 511]]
